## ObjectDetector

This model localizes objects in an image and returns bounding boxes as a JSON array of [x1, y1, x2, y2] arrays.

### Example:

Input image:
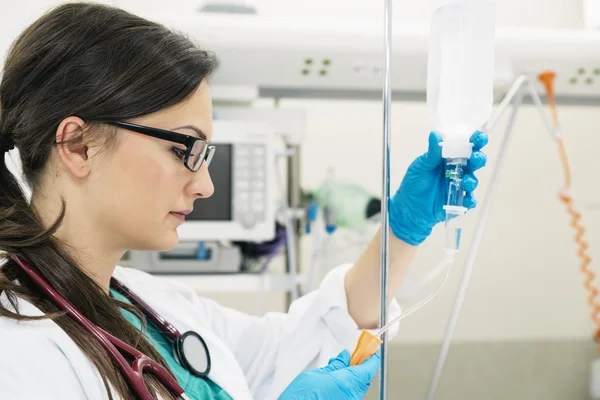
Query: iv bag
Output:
[[427, 0, 496, 156]]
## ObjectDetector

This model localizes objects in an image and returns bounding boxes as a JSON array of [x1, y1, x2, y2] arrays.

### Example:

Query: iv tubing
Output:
[[379, 0, 393, 398], [426, 87, 526, 400], [377, 256, 453, 337]]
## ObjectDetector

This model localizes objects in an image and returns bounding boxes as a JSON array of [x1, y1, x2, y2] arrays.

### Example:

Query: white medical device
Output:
[[138, 10, 600, 105], [176, 119, 277, 242]]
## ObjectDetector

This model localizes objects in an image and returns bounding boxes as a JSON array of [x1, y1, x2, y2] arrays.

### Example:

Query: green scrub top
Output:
[[110, 289, 233, 400]]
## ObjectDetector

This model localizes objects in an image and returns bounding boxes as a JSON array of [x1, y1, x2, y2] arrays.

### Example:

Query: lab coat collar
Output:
[[113, 269, 254, 400], [2, 274, 254, 400]]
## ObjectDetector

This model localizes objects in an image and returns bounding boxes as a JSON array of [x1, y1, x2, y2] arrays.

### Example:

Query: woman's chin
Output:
[[135, 231, 179, 252]]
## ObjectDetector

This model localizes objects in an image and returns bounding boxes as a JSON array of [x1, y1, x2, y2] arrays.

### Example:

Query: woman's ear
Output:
[[55, 116, 91, 178]]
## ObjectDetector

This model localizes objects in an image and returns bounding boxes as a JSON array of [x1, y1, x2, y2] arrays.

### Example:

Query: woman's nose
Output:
[[187, 164, 214, 199]]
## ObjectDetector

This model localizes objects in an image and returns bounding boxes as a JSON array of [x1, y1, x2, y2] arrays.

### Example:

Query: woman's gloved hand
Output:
[[389, 131, 488, 246], [279, 350, 380, 400]]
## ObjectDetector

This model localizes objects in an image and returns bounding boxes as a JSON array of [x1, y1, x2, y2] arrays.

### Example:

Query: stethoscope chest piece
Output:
[[174, 330, 211, 377]]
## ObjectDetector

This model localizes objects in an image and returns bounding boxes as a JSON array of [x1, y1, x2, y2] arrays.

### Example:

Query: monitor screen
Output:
[[187, 143, 232, 221]]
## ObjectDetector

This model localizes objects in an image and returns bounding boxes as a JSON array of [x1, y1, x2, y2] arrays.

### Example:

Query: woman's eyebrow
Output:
[[171, 125, 207, 140]]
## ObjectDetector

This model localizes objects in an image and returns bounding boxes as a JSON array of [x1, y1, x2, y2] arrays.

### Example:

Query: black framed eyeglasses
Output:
[[104, 121, 215, 172]]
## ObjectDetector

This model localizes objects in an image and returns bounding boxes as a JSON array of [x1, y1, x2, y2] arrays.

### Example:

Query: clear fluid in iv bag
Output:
[[445, 214, 463, 253], [427, 0, 496, 145], [444, 161, 466, 253], [445, 162, 465, 207]]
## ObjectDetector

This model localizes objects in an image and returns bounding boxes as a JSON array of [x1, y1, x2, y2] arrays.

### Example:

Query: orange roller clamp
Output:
[[350, 329, 383, 366]]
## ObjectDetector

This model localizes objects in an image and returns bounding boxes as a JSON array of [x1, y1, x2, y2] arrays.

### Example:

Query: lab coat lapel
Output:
[[135, 289, 254, 400]]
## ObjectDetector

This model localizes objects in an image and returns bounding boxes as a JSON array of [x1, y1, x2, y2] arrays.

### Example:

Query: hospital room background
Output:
[[3, 0, 600, 399]]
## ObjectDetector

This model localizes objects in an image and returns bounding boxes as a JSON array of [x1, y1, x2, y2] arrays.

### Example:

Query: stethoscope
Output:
[[11, 255, 211, 400]]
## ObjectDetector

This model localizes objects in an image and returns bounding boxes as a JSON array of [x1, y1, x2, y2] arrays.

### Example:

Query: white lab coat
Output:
[[0, 263, 401, 400]]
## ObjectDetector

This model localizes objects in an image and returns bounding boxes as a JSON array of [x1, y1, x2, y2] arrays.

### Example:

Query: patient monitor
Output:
[[177, 119, 277, 242]]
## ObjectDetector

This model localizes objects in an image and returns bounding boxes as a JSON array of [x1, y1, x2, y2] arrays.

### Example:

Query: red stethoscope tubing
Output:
[[10, 255, 186, 400]]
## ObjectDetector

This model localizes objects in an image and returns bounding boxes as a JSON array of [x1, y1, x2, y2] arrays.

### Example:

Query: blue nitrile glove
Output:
[[389, 131, 488, 246], [279, 350, 380, 400]]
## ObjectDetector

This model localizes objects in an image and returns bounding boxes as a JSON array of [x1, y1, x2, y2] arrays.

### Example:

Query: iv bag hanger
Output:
[[426, 73, 561, 400]]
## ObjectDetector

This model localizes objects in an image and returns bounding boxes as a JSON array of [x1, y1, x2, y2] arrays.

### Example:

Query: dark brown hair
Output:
[[0, 2, 215, 399]]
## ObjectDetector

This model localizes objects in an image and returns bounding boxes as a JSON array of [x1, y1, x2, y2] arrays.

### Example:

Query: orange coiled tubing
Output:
[[538, 71, 599, 352]]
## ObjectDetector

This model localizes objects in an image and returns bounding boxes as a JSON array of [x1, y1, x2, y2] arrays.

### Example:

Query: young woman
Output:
[[0, 3, 487, 400]]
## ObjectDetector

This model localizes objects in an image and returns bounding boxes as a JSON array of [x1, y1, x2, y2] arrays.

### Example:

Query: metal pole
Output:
[[525, 80, 562, 139], [486, 75, 557, 137], [285, 143, 301, 306], [379, 0, 393, 398], [485, 75, 527, 132], [274, 97, 302, 309], [426, 85, 526, 400]]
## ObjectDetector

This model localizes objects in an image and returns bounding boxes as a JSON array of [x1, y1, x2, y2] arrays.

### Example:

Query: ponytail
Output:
[[0, 145, 62, 316]]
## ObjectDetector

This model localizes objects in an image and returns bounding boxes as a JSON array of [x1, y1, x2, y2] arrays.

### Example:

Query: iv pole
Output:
[[379, 0, 393, 398], [425, 73, 559, 399]]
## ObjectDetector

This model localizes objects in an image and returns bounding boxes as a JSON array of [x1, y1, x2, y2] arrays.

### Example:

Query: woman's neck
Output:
[[31, 191, 124, 293]]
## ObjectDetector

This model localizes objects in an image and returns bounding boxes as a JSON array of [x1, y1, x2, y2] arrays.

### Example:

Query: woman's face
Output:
[[86, 83, 215, 252]]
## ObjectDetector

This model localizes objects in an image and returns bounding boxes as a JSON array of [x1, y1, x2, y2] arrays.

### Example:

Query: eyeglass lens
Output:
[[189, 141, 209, 171]]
